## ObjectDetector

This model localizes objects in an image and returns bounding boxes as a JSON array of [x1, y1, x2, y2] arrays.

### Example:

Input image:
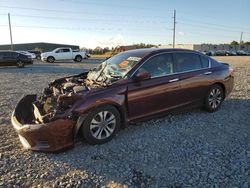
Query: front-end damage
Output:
[[11, 73, 108, 152]]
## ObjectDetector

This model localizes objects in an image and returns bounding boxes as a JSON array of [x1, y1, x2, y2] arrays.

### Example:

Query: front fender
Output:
[[72, 85, 128, 132]]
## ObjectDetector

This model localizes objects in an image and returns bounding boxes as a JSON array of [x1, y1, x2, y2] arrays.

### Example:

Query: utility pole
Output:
[[8, 13, 13, 50], [172, 10, 176, 48], [239, 32, 243, 50]]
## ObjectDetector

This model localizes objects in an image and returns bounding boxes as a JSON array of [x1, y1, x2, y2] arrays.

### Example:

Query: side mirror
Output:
[[133, 71, 151, 82]]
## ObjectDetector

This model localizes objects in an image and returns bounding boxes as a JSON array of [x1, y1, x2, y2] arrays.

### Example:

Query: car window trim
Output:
[[138, 52, 175, 79], [130, 51, 211, 79]]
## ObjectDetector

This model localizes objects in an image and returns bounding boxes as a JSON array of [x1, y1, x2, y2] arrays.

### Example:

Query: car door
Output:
[[0, 52, 5, 66], [173, 52, 214, 105], [54, 49, 63, 60], [2, 52, 16, 65], [61, 48, 71, 60], [127, 53, 182, 121]]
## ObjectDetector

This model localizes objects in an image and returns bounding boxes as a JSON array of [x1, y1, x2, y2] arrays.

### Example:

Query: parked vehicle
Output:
[[16, 51, 36, 59], [41, 47, 87, 63], [236, 50, 248, 56], [12, 48, 234, 152], [0, 51, 33, 68], [214, 50, 228, 56], [205, 50, 215, 56], [28, 50, 41, 60], [226, 50, 237, 56]]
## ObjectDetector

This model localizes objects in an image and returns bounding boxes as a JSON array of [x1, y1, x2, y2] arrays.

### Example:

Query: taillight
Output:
[[229, 67, 234, 76]]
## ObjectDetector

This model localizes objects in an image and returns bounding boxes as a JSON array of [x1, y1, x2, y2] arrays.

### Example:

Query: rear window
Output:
[[175, 53, 202, 72], [200, 55, 209, 68], [209, 58, 220, 67]]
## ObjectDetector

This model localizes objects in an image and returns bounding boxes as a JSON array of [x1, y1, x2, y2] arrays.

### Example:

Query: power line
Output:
[[0, 13, 169, 26], [178, 22, 244, 33], [59, 0, 174, 13], [0, 24, 169, 39], [0, 5, 168, 19], [0, 24, 171, 32], [184, 31, 239, 39], [178, 18, 250, 31]]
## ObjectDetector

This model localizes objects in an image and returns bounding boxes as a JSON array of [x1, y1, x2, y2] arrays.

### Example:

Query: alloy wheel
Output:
[[17, 61, 24, 68], [90, 111, 116, 140], [76, 56, 82, 62], [48, 57, 54, 63], [208, 88, 222, 109]]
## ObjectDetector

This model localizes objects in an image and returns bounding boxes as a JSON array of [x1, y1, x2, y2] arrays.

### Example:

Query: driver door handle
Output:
[[169, 78, 179, 83], [204, 71, 212, 75]]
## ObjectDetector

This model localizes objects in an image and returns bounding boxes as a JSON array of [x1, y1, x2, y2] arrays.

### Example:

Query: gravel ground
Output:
[[0, 57, 249, 187]]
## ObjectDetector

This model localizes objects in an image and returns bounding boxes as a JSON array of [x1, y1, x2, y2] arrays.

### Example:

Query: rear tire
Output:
[[16, 61, 24, 68], [47, 56, 55, 63], [204, 84, 224, 112], [81, 105, 121, 145]]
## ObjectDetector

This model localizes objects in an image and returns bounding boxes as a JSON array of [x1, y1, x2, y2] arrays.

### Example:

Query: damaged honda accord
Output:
[[11, 48, 234, 152]]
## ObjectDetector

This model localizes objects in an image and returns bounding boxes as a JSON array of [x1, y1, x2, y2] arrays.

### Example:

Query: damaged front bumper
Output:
[[11, 95, 77, 152]]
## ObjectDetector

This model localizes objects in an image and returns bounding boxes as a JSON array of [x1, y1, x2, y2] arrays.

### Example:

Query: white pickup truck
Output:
[[41, 48, 87, 63]]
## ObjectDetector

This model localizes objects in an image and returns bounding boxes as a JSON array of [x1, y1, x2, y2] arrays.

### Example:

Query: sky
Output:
[[0, 0, 250, 48]]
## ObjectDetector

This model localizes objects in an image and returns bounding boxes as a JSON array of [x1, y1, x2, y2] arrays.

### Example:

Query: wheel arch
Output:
[[74, 54, 82, 59], [75, 54, 82, 58], [74, 102, 128, 139], [212, 82, 226, 99], [47, 56, 55, 61]]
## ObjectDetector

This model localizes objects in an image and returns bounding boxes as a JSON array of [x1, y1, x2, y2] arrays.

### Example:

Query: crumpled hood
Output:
[[31, 72, 108, 123]]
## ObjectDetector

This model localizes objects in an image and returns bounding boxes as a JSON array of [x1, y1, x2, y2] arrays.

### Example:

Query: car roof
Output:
[[0, 50, 17, 53], [122, 48, 199, 57]]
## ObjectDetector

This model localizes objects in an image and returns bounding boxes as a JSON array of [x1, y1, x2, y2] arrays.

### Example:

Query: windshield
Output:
[[87, 52, 142, 83]]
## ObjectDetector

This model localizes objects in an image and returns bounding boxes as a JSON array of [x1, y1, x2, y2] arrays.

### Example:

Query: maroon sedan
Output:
[[11, 48, 234, 152]]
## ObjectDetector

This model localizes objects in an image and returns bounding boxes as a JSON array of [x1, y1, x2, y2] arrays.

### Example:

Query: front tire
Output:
[[81, 105, 121, 144], [47, 56, 55, 63], [204, 84, 224, 112], [16, 61, 24, 68]]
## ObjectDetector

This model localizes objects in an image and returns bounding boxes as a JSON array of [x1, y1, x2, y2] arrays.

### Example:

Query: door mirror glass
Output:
[[133, 71, 151, 81]]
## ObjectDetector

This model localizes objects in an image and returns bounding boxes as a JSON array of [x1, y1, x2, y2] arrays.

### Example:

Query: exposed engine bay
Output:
[[32, 72, 108, 124]]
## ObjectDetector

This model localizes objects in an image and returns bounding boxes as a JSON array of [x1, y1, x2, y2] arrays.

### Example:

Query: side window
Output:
[[5, 52, 11, 58], [55, 49, 61, 53], [62, 49, 70, 52], [175, 53, 202, 72], [200, 55, 209, 68], [138, 53, 174, 78], [10, 52, 18, 58], [210, 58, 219, 67]]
